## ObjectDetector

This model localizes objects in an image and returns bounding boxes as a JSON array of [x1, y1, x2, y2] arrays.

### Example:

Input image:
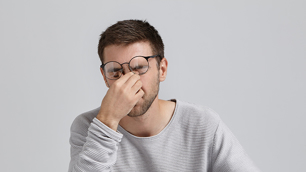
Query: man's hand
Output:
[[96, 72, 144, 131]]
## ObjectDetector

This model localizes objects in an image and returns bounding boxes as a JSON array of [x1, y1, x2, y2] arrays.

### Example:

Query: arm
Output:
[[211, 121, 260, 172], [68, 117, 122, 172], [69, 72, 144, 171]]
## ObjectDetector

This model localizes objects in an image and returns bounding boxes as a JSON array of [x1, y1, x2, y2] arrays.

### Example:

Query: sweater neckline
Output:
[[117, 99, 179, 140]]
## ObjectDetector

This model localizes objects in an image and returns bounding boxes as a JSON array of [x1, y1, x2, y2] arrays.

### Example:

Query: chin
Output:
[[127, 103, 147, 117], [127, 92, 158, 117], [127, 75, 160, 117]]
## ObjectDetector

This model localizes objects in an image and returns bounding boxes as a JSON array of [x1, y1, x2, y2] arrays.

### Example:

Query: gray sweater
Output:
[[69, 100, 260, 172]]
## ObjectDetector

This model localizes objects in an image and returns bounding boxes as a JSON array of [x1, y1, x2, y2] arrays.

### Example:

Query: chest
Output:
[[112, 133, 212, 172]]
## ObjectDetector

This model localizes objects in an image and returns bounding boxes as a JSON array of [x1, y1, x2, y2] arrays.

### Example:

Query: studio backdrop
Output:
[[0, 0, 305, 172]]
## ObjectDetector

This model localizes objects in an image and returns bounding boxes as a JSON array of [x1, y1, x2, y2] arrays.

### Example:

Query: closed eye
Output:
[[107, 68, 122, 73], [132, 66, 147, 70]]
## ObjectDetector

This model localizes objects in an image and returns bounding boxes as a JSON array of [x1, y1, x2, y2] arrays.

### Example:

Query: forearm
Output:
[[69, 118, 123, 172]]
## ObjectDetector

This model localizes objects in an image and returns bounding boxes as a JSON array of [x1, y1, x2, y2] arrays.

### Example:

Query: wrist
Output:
[[96, 112, 120, 131]]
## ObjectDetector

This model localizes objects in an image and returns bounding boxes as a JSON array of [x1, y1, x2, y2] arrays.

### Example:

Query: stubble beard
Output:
[[127, 75, 160, 117]]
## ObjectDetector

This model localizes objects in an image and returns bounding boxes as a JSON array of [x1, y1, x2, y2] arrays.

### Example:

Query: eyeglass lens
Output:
[[104, 56, 149, 79]]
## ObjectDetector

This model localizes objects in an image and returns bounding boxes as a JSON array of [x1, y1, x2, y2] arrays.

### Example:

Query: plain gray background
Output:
[[0, 0, 305, 171]]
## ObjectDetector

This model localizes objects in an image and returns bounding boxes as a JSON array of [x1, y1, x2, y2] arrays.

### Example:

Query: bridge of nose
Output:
[[121, 63, 131, 75]]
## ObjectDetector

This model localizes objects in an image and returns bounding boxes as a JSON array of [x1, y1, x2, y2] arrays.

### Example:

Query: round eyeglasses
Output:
[[100, 55, 160, 80]]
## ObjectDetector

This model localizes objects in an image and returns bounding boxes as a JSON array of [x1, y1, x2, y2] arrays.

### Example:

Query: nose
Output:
[[121, 63, 132, 75]]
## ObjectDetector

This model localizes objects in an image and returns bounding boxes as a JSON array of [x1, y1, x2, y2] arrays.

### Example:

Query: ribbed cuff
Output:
[[92, 117, 123, 142]]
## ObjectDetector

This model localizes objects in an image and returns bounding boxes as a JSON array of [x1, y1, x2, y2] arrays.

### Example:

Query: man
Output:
[[69, 20, 260, 172]]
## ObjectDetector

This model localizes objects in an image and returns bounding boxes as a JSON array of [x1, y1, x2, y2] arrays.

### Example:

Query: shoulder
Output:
[[174, 100, 221, 130], [70, 107, 100, 136], [175, 100, 221, 122]]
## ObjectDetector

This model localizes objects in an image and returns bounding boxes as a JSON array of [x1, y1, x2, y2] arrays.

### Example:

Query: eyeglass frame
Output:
[[100, 55, 160, 80]]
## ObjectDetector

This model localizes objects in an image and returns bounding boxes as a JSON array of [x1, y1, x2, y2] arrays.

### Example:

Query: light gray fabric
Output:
[[69, 100, 260, 172]]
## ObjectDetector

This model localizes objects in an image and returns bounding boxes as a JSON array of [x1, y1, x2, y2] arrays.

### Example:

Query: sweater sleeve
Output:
[[211, 120, 260, 172], [68, 117, 123, 172]]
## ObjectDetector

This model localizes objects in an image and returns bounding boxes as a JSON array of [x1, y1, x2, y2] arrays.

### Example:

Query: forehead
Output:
[[103, 41, 153, 63]]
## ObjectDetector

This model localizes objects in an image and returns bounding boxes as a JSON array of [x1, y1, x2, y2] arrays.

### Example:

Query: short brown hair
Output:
[[98, 20, 164, 66]]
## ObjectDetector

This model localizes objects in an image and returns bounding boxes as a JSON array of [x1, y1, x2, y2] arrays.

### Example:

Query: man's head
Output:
[[98, 20, 168, 117], [98, 19, 164, 67]]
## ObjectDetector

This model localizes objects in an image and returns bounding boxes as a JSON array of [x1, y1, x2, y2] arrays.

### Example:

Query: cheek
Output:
[[106, 79, 115, 87], [139, 75, 154, 93], [139, 73, 158, 92], [139, 77, 148, 90]]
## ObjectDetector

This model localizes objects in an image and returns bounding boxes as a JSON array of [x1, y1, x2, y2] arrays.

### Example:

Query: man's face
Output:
[[102, 41, 160, 117]]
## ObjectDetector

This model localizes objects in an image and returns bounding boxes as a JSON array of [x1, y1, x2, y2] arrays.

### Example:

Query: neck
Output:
[[119, 98, 175, 137]]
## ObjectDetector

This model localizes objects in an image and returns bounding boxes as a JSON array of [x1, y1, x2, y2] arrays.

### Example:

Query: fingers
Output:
[[131, 80, 142, 94], [125, 73, 141, 87], [109, 71, 142, 98], [114, 72, 134, 86], [135, 88, 144, 100], [98, 72, 144, 127]]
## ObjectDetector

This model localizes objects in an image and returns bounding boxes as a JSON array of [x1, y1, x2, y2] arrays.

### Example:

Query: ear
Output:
[[159, 58, 168, 82], [100, 67, 110, 88]]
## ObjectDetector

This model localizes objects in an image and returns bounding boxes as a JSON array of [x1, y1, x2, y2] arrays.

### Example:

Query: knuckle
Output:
[[128, 72, 134, 77], [113, 81, 120, 88]]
